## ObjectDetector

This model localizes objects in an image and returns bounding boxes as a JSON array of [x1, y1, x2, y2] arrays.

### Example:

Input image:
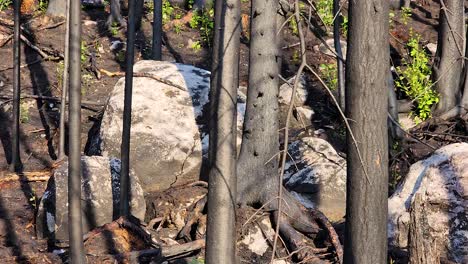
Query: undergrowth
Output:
[[395, 32, 438, 122], [190, 8, 214, 46]]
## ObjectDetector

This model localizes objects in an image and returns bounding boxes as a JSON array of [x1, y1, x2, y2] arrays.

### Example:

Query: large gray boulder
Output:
[[90, 61, 211, 193], [36, 156, 146, 242], [284, 137, 346, 222], [388, 143, 468, 263]]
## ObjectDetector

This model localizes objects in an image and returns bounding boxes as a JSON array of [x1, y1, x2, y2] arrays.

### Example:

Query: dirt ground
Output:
[[0, 0, 466, 263]]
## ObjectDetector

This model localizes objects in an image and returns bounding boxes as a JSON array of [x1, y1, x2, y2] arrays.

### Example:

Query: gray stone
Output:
[[284, 137, 346, 222], [388, 143, 468, 263], [90, 61, 211, 193], [317, 39, 347, 59], [278, 75, 308, 106], [89, 61, 251, 192], [36, 156, 146, 242]]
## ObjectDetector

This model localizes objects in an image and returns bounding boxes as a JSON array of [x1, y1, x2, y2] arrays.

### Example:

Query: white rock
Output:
[[284, 137, 347, 222], [318, 39, 347, 58], [278, 75, 308, 106], [388, 143, 468, 263]]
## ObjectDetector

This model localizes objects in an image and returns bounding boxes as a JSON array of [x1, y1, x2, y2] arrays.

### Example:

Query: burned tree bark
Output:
[[68, 0, 85, 261], [235, 0, 326, 261], [151, 0, 163, 60], [343, 0, 389, 263], [205, 0, 241, 262], [433, 0, 465, 114], [120, 0, 139, 217], [11, 0, 22, 172]]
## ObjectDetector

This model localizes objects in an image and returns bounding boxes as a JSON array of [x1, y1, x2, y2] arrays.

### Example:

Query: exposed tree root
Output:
[[178, 195, 207, 240]]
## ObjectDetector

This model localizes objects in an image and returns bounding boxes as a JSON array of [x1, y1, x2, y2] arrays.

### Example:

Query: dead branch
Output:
[[99, 69, 188, 91], [38, 21, 65, 31], [162, 239, 205, 258], [20, 34, 61, 60]]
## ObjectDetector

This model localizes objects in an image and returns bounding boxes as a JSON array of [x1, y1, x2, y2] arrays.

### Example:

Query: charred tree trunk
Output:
[[11, 0, 22, 172], [236, 0, 324, 261], [236, 0, 281, 207], [433, 0, 465, 114], [68, 0, 85, 261], [205, 0, 240, 262], [333, 0, 345, 110], [343, 0, 389, 263]]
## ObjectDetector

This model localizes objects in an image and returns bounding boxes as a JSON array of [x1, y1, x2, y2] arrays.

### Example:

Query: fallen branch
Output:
[[38, 21, 65, 31], [162, 239, 205, 258], [99, 69, 188, 91], [0, 58, 43, 72]]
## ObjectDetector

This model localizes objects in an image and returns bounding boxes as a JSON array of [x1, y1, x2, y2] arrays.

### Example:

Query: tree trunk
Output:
[[236, 0, 281, 206], [46, 0, 66, 17], [408, 194, 440, 264], [433, 0, 465, 114], [205, 0, 240, 262], [343, 0, 389, 263]]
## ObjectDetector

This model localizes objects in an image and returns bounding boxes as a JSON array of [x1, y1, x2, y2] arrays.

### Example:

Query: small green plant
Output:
[[56, 60, 65, 87], [341, 15, 348, 35], [400, 7, 412, 25], [190, 8, 214, 46], [81, 41, 88, 64], [162, 0, 174, 24], [145, 0, 154, 13], [0, 0, 12, 11], [191, 40, 202, 51], [116, 49, 126, 62], [289, 17, 298, 36], [292, 50, 300, 65], [174, 23, 182, 34], [38, 0, 48, 13], [188, 258, 205, 264], [316, 0, 333, 27], [109, 22, 119, 36], [319, 63, 338, 91], [20, 100, 30, 123], [395, 32, 438, 121]]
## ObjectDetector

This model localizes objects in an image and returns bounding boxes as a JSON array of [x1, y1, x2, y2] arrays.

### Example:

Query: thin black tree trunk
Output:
[[120, 0, 138, 217], [344, 0, 389, 263], [205, 0, 240, 262], [68, 0, 84, 261], [433, 0, 465, 114], [152, 0, 162, 60], [333, 0, 345, 111], [11, 0, 22, 172]]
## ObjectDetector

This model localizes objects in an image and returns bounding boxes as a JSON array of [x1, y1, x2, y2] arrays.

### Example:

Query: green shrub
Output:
[[395, 32, 438, 121], [0, 0, 11, 11], [319, 63, 337, 91], [190, 8, 214, 46], [316, 0, 333, 27], [162, 0, 174, 24]]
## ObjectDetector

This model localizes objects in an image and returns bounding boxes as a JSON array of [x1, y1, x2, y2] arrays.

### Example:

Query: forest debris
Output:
[[162, 239, 205, 258], [20, 34, 61, 60], [0, 170, 51, 182]]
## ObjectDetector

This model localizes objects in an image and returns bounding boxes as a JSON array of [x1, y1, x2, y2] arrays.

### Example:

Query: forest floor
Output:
[[0, 0, 466, 263]]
